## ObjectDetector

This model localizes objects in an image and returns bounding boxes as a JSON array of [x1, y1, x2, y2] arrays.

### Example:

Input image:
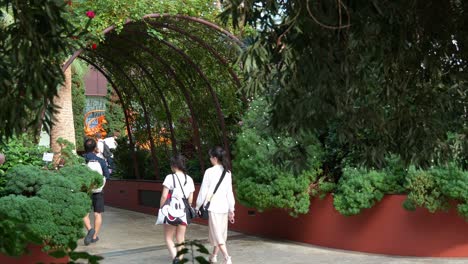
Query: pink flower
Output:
[[86, 10, 95, 19], [91, 43, 97, 50]]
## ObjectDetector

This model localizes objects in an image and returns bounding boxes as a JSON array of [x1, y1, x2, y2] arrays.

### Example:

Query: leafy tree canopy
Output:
[[221, 0, 468, 168], [0, 0, 225, 141], [68, 0, 220, 38], [0, 0, 81, 140]]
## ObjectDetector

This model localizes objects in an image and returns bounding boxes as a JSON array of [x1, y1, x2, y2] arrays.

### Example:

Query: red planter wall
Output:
[[0, 245, 68, 264], [105, 180, 468, 257]]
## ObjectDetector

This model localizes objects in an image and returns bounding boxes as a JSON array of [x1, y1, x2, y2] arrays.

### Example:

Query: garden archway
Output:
[[63, 14, 244, 180]]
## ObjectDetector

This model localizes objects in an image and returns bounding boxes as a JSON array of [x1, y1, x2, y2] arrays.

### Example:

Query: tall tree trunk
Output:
[[50, 66, 76, 164]]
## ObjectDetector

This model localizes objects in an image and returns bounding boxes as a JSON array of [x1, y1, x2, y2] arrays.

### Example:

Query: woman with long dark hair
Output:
[[196, 146, 235, 264], [160, 155, 195, 264]]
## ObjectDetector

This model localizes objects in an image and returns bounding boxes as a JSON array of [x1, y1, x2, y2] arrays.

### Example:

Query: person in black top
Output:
[[82, 138, 109, 245]]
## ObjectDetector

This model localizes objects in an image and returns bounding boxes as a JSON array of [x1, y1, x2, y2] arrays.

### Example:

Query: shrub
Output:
[[381, 155, 407, 194], [310, 177, 336, 200], [55, 138, 85, 167], [403, 167, 447, 212], [0, 203, 43, 256], [0, 164, 101, 251], [59, 165, 103, 193], [404, 164, 468, 219], [112, 137, 152, 179], [333, 168, 386, 216], [0, 135, 49, 192], [233, 98, 323, 215], [333, 155, 407, 216], [112, 136, 202, 181]]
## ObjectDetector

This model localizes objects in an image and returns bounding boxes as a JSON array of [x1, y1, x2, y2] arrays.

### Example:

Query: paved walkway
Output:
[[78, 207, 468, 264]]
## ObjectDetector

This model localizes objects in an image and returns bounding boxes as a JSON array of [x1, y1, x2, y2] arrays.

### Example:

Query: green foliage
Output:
[[0, 164, 101, 254], [0, 136, 101, 262], [59, 165, 103, 193], [233, 98, 323, 215], [65, 0, 243, 182], [222, 0, 467, 169], [377, 155, 408, 194], [112, 135, 204, 181], [55, 138, 85, 166], [0, 135, 49, 193], [69, 0, 219, 39], [333, 155, 408, 216], [310, 177, 336, 200], [176, 240, 210, 264], [404, 164, 468, 219], [333, 168, 387, 216], [112, 137, 149, 179], [435, 130, 468, 170], [0, 135, 49, 174], [403, 167, 447, 213], [0, 211, 42, 257], [104, 86, 126, 136], [0, 0, 89, 139]]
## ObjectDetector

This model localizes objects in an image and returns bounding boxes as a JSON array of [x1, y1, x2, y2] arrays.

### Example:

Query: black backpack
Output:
[[102, 141, 112, 159]]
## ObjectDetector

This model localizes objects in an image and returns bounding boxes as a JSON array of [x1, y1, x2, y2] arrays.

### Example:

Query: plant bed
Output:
[[229, 194, 468, 257], [0, 164, 103, 263], [104, 180, 468, 257], [0, 245, 69, 264]]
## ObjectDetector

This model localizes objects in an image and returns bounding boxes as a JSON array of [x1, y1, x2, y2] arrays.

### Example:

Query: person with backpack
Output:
[[83, 138, 109, 246], [160, 155, 195, 264], [196, 147, 235, 264], [95, 132, 113, 173], [104, 131, 119, 172]]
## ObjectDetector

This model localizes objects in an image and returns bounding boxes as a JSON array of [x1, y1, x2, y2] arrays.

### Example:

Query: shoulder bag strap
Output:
[[171, 173, 176, 191], [174, 173, 188, 199], [206, 169, 227, 204]]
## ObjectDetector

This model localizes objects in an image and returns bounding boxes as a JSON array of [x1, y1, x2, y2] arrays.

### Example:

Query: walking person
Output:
[[95, 132, 113, 174], [82, 138, 110, 245], [196, 146, 235, 264], [160, 155, 195, 264]]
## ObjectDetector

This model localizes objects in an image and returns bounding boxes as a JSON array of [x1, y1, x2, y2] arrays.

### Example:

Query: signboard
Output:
[[42, 153, 54, 162]]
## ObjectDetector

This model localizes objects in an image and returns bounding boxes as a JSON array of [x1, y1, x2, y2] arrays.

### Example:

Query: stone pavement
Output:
[[78, 207, 468, 264]]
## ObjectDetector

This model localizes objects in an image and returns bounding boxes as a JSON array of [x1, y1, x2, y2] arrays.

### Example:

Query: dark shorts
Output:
[[92, 192, 105, 213]]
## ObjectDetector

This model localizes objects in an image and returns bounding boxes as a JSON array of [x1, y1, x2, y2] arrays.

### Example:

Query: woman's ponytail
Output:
[[209, 146, 230, 172]]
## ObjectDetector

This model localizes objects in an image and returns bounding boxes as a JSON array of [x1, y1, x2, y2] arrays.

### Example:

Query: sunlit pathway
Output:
[[78, 207, 468, 264]]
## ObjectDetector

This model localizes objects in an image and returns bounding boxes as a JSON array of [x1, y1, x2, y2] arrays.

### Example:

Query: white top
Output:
[[162, 172, 195, 200], [96, 139, 105, 159], [104, 137, 117, 149], [196, 165, 235, 214], [88, 161, 106, 193]]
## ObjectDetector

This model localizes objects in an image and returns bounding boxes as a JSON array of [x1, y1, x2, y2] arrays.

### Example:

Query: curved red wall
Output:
[[105, 180, 468, 257], [0, 245, 68, 264]]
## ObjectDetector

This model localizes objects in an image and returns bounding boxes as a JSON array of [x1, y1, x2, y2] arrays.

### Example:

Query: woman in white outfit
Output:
[[196, 146, 235, 264], [160, 155, 195, 264]]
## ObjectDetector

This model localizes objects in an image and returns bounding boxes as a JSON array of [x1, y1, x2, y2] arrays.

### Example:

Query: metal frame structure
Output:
[[64, 14, 243, 180]]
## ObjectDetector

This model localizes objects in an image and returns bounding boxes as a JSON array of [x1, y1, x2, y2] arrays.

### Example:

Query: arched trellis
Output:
[[64, 14, 243, 180]]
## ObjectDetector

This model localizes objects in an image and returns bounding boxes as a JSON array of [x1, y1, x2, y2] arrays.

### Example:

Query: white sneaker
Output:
[[209, 254, 217, 263], [224, 256, 232, 264]]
